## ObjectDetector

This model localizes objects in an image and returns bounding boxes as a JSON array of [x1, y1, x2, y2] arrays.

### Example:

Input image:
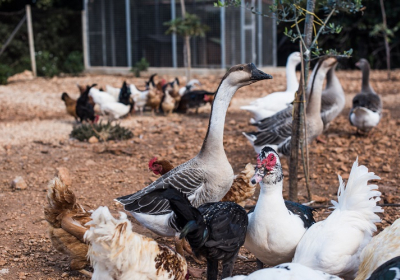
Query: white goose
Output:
[[240, 52, 301, 122], [349, 59, 382, 133], [243, 57, 336, 155], [222, 263, 341, 280], [244, 146, 315, 268], [292, 158, 382, 279], [116, 63, 272, 237]]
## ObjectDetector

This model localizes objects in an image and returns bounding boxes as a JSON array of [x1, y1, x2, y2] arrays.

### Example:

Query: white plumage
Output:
[[84, 206, 187, 280], [89, 87, 118, 105], [222, 263, 341, 280], [105, 85, 120, 101], [350, 107, 381, 131], [130, 84, 149, 114], [293, 158, 382, 279], [356, 218, 400, 280]]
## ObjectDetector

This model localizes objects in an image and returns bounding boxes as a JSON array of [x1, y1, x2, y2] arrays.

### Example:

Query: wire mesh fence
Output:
[[85, 0, 276, 69]]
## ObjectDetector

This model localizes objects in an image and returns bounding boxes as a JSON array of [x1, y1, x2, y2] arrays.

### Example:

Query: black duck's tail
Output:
[[159, 188, 208, 248]]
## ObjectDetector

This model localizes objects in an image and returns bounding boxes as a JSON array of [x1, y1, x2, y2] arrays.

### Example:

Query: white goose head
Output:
[[251, 146, 283, 186]]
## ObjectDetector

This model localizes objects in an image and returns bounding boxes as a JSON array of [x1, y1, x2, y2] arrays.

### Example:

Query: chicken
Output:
[[165, 78, 181, 109], [44, 178, 92, 277], [85, 206, 188, 280], [176, 90, 216, 114], [355, 218, 400, 280], [61, 92, 78, 121], [77, 83, 95, 107], [292, 158, 382, 279], [45, 178, 188, 280], [161, 91, 176, 116], [148, 158, 256, 207], [76, 85, 98, 123], [159, 187, 248, 280], [146, 84, 164, 116]]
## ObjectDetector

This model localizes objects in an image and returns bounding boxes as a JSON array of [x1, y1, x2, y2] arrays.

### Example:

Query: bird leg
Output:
[[181, 238, 204, 264], [174, 235, 185, 258], [256, 258, 264, 269], [206, 259, 219, 280], [221, 254, 238, 279], [316, 135, 327, 144], [78, 269, 93, 277]]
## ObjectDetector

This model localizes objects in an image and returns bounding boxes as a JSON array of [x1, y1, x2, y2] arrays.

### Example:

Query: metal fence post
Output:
[[125, 0, 132, 68], [171, 0, 177, 68], [257, 0, 262, 66], [240, 1, 245, 64], [220, 0, 226, 69]]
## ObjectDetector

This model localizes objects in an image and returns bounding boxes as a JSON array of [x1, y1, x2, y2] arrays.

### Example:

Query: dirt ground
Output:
[[0, 68, 399, 279]]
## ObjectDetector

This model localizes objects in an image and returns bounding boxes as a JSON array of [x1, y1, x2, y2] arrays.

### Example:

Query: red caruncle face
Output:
[[257, 152, 277, 171]]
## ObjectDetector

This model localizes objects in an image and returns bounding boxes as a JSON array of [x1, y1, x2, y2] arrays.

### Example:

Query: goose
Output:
[[355, 218, 400, 280], [243, 57, 337, 155], [222, 263, 341, 280], [244, 146, 315, 268], [240, 52, 301, 122], [292, 158, 382, 280], [349, 59, 382, 134], [115, 63, 272, 237]]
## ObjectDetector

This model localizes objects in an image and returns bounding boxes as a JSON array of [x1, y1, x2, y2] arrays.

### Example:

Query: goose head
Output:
[[251, 146, 283, 186], [222, 63, 272, 89], [288, 52, 302, 65], [355, 58, 370, 70]]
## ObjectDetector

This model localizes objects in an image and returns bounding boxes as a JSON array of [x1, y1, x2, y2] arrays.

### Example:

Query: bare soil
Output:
[[0, 69, 399, 279]]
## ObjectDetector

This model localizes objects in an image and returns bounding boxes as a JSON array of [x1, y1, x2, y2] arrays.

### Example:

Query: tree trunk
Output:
[[288, 0, 315, 202], [379, 0, 391, 80], [180, 0, 191, 80]]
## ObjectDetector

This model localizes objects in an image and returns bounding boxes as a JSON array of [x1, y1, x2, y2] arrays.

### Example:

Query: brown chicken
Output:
[[146, 81, 165, 115], [61, 92, 78, 121], [44, 178, 92, 277], [148, 158, 256, 206]]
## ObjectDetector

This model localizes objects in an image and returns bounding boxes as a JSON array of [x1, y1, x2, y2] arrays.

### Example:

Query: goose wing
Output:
[[116, 161, 205, 215], [250, 117, 292, 146], [352, 92, 382, 113], [253, 105, 292, 130]]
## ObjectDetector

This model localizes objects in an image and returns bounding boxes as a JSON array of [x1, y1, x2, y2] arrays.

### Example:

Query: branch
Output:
[[294, 11, 308, 53], [309, 8, 336, 51]]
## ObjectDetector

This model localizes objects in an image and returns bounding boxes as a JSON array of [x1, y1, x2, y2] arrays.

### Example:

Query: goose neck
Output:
[[306, 69, 326, 117], [286, 60, 299, 92], [254, 181, 285, 213], [361, 64, 374, 93], [199, 81, 238, 157]]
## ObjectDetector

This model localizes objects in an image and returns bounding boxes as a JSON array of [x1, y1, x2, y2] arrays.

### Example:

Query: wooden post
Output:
[[179, 0, 191, 80], [379, 0, 391, 80], [26, 5, 36, 77]]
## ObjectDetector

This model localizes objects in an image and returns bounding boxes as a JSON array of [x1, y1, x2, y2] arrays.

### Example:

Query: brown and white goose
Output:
[[116, 63, 272, 237], [349, 59, 382, 133], [243, 57, 336, 156]]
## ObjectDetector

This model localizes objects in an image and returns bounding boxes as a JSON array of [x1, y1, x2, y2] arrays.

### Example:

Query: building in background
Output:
[[84, 0, 276, 69]]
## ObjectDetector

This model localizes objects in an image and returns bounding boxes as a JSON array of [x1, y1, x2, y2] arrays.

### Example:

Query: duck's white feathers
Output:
[[293, 159, 382, 279], [356, 218, 400, 280], [84, 206, 187, 280]]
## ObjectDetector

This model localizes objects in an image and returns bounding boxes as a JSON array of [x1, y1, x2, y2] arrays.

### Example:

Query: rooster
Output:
[[159, 187, 248, 280], [76, 85, 99, 123], [45, 178, 188, 280], [148, 157, 256, 207]]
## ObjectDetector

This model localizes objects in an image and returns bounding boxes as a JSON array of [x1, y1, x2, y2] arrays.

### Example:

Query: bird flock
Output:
[[47, 58, 394, 280]]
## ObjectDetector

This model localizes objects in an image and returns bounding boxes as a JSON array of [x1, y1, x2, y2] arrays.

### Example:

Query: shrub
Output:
[[131, 57, 150, 77], [62, 51, 84, 74], [0, 64, 13, 85], [70, 121, 134, 142], [36, 51, 59, 77]]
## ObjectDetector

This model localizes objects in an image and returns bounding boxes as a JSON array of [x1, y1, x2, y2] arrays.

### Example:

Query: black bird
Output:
[[159, 187, 248, 280], [368, 256, 400, 280], [76, 84, 97, 123], [176, 90, 216, 113], [118, 81, 134, 112]]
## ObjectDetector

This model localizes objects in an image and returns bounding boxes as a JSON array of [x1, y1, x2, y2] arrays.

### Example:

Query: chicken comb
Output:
[[149, 157, 158, 169]]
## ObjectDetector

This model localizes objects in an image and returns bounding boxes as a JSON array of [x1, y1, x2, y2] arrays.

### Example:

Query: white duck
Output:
[[115, 63, 272, 237], [349, 58, 382, 133], [244, 146, 315, 268], [240, 52, 301, 122], [292, 158, 382, 279], [355, 218, 400, 280], [222, 263, 341, 280]]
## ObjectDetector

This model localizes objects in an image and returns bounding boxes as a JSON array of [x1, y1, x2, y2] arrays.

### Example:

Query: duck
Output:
[[222, 263, 341, 280], [292, 158, 382, 279], [115, 63, 272, 238], [355, 218, 400, 280], [159, 187, 248, 280], [349, 58, 382, 134], [240, 52, 301, 122], [244, 146, 315, 268], [243, 57, 336, 155]]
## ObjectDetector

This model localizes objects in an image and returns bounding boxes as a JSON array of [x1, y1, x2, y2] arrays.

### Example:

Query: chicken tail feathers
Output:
[[331, 158, 382, 232]]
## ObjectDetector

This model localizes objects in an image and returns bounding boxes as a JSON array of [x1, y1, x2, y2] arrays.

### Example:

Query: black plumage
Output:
[[75, 85, 96, 123], [248, 200, 315, 229], [176, 90, 216, 113], [159, 187, 248, 280], [368, 256, 400, 280], [118, 81, 134, 112]]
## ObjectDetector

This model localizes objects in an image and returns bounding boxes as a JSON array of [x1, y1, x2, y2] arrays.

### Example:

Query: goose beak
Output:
[[249, 63, 273, 81]]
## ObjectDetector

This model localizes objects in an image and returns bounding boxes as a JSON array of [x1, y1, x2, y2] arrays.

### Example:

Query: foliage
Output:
[[62, 51, 84, 75], [131, 57, 150, 78], [164, 13, 209, 38], [36, 51, 59, 77], [70, 121, 134, 142], [0, 64, 13, 85]]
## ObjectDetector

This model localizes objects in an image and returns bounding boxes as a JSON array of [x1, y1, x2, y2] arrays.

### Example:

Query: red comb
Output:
[[149, 157, 158, 169]]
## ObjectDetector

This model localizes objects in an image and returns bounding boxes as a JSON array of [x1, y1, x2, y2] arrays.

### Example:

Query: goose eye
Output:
[[239, 66, 244, 71]]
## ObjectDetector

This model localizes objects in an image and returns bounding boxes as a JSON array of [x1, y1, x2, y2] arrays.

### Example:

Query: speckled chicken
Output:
[[148, 158, 256, 206]]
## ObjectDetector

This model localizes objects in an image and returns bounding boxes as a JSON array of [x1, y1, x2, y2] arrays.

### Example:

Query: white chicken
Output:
[[292, 158, 382, 279], [84, 206, 188, 280], [130, 83, 149, 114], [222, 263, 341, 280], [355, 218, 400, 280]]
